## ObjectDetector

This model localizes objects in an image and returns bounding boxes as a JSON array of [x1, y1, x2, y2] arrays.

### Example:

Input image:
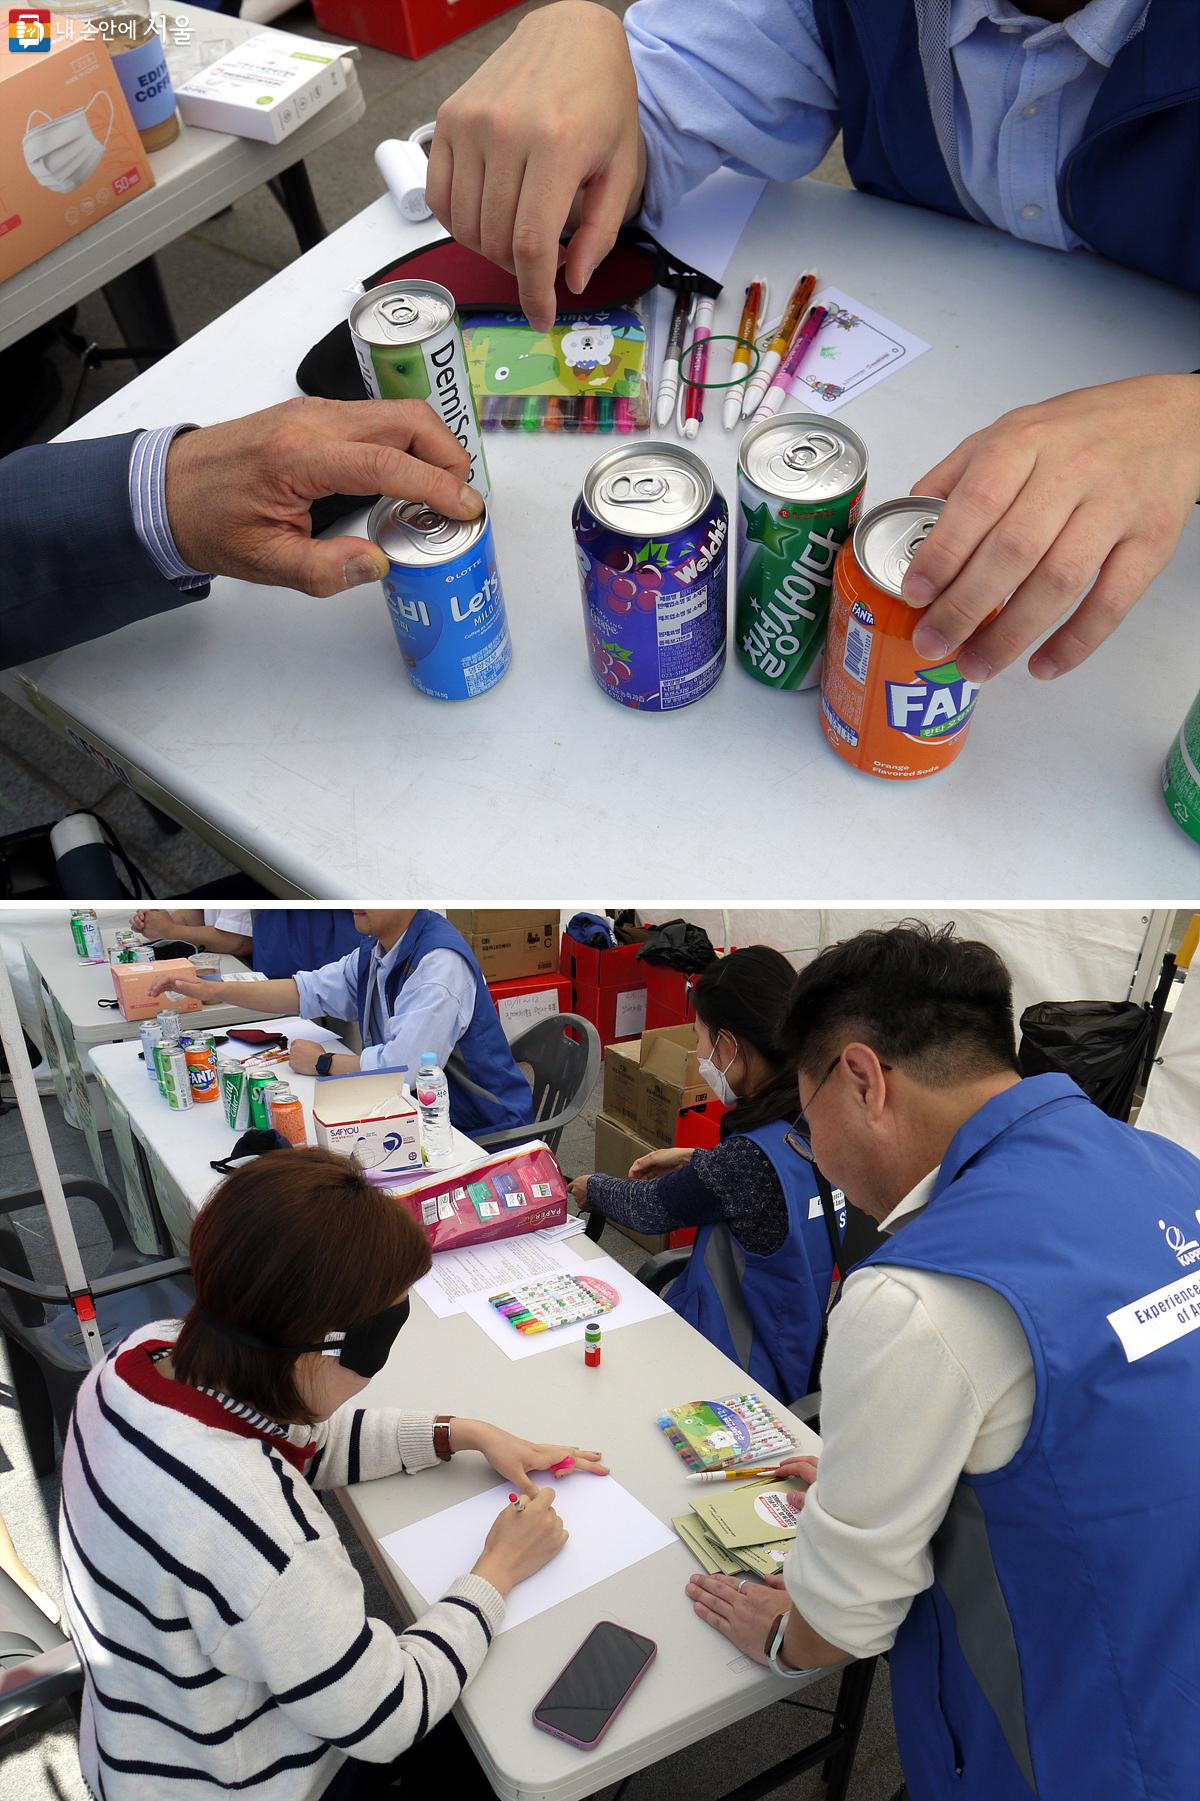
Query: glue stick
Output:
[[584, 1321, 601, 1368]]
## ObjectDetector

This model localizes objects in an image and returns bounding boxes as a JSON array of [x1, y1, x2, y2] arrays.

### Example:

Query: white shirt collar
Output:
[[878, 1165, 942, 1235], [947, 0, 1149, 66]]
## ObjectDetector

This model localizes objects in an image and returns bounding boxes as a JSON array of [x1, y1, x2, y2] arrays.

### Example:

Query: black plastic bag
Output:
[[1018, 1000, 1153, 1120], [634, 918, 718, 975]]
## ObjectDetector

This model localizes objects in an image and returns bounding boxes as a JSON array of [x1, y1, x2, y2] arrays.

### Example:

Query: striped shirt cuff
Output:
[[128, 424, 212, 590]]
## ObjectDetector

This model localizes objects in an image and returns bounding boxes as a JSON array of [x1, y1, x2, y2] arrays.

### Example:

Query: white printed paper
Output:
[[413, 1231, 584, 1320], [496, 986, 561, 1039], [381, 1476, 676, 1635], [461, 1252, 672, 1361], [777, 285, 930, 414], [614, 987, 648, 1039]]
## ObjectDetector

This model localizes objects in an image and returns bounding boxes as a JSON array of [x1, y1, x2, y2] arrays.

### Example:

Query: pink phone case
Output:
[[531, 1622, 658, 1750]]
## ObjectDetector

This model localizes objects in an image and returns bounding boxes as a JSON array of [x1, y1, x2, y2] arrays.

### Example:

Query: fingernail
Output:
[[1030, 653, 1059, 680], [344, 554, 383, 587], [956, 651, 992, 683], [458, 483, 484, 514], [912, 624, 950, 659], [902, 574, 936, 607], [575, 263, 595, 293]]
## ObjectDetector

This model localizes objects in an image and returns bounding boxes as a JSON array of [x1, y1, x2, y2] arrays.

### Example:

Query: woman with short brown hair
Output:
[[60, 1149, 605, 1800]]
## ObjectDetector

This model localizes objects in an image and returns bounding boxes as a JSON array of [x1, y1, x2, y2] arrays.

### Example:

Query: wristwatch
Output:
[[433, 1416, 455, 1462], [315, 1052, 334, 1077], [764, 1611, 810, 1679]]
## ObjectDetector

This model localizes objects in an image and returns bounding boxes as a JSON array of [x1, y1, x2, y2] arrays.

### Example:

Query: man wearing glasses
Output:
[[686, 921, 1199, 1800]]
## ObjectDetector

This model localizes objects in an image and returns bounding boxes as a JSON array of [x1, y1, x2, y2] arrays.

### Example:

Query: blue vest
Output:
[[667, 1120, 842, 1403], [867, 1075, 1200, 1800], [811, 0, 1200, 292], [252, 911, 365, 979], [354, 912, 531, 1137]]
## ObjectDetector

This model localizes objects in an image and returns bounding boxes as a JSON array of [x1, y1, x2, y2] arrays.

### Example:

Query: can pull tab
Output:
[[782, 431, 841, 473], [600, 471, 671, 508], [395, 500, 454, 543], [897, 516, 937, 572], [377, 295, 420, 330]]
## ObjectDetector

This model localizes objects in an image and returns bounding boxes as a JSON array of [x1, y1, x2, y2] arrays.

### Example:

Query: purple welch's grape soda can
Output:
[[572, 442, 728, 712]]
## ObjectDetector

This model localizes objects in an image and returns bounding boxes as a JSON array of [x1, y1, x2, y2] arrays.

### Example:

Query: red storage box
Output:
[[380, 1140, 567, 1251], [312, 0, 523, 59], [676, 1102, 727, 1152], [487, 973, 572, 1041], [573, 983, 648, 1050], [561, 936, 649, 1049]]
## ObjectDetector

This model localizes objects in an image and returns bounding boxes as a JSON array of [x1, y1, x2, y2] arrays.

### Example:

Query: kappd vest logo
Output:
[[1159, 1214, 1200, 1269]]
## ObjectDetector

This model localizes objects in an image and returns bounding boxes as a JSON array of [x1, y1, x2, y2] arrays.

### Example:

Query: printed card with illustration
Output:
[[463, 307, 647, 399], [759, 286, 930, 415], [689, 1481, 804, 1551]]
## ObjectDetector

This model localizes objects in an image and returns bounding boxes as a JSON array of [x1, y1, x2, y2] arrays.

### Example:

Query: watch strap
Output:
[[315, 1052, 334, 1076], [433, 1415, 454, 1462], [765, 1610, 811, 1679]]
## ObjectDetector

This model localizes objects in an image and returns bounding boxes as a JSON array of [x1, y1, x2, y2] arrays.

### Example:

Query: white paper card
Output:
[[413, 1231, 584, 1320], [614, 987, 648, 1039], [778, 285, 930, 414], [497, 986, 561, 1039], [461, 1252, 672, 1361], [381, 1476, 676, 1635]]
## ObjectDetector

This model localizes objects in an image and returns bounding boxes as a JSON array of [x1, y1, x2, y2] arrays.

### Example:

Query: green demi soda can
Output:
[[247, 1066, 278, 1131], [348, 280, 489, 498], [159, 1042, 193, 1112], [736, 415, 868, 691], [1162, 690, 1200, 846]]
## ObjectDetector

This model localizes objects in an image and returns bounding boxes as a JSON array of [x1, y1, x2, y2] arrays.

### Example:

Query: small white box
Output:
[[313, 1072, 421, 1177], [175, 29, 356, 145]]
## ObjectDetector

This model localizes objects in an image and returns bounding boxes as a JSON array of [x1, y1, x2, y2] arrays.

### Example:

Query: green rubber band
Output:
[[677, 334, 761, 391]]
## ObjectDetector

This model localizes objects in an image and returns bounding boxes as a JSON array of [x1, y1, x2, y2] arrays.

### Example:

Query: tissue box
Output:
[[313, 1071, 421, 1176], [382, 1140, 567, 1251], [110, 959, 203, 1021], [0, 12, 155, 283], [174, 29, 354, 145]]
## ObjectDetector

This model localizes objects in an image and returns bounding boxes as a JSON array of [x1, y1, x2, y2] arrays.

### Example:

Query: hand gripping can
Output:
[[736, 415, 867, 691], [573, 443, 728, 711], [349, 280, 489, 497], [369, 497, 511, 701], [1162, 691, 1200, 845], [821, 497, 992, 780]]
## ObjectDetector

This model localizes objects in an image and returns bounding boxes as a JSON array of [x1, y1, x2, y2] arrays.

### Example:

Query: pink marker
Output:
[[752, 305, 829, 423]]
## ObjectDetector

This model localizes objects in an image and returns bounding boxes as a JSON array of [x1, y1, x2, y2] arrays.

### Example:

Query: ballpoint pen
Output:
[[682, 295, 715, 439], [655, 287, 692, 427], [723, 277, 767, 430], [753, 304, 829, 422], [741, 272, 817, 417]]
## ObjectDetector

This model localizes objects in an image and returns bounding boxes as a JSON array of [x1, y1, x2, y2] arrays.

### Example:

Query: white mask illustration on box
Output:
[[23, 93, 114, 194]]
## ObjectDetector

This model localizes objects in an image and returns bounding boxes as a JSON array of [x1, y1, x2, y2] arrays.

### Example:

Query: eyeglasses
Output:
[[787, 1052, 895, 1161]]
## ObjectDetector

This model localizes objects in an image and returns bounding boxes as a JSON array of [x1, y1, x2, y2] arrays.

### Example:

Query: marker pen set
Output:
[[480, 395, 648, 433], [488, 1272, 620, 1335]]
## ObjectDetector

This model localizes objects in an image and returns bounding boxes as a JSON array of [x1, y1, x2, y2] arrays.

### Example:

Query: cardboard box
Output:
[[110, 959, 202, 1021], [313, 1071, 420, 1177], [487, 973, 571, 1042], [449, 910, 558, 982], [600, 1025, 710, 1146], [592, 1112, 697, 1256], [174, 29, 354, 146], [312, 0, 522, 61], [0, 14, 154, 283]]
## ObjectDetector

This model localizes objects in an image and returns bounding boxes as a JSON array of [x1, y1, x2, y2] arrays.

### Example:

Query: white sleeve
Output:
[[204, 909, 252, 936], [302, 1405, 439, 1491]]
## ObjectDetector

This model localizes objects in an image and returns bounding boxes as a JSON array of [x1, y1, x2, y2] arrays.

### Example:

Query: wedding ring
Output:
[[737, 1579, 748, 1594]]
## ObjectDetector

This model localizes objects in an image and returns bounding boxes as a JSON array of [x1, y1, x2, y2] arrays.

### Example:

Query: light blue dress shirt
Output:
[[127, 425, 211, 589], [627, 0, 1150, 252], [293, 921, 477, 1077]]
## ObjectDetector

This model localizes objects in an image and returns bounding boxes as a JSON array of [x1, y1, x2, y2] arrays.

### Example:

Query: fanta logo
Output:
[[851, 600, 874, 627], [1159, 1217, 1200, 1269], [886, 661, 980, 741]]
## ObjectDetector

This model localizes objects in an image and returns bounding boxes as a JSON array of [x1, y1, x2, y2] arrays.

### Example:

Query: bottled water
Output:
[[416, 1052, 454, 1163]]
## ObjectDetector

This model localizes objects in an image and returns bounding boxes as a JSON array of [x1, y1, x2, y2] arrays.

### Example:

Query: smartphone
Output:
[[532, 1621, 657, 1750], [226, 1028, 287, 1047]]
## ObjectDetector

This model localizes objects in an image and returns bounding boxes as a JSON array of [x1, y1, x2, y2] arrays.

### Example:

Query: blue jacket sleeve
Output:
[[0, 432, 209, 669]]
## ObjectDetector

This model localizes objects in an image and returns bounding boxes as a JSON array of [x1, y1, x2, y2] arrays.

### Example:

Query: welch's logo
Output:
[[886, 661, 980, 741]]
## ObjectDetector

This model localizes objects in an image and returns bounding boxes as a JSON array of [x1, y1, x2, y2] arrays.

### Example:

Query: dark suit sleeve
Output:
[[0, 431, 210, 669]]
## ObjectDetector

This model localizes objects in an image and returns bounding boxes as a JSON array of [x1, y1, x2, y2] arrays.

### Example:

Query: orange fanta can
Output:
[[821, 497, 992, 780]]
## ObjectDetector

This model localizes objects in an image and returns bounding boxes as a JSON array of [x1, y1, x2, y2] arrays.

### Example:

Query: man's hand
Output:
[[427, 1, 646, 332], [905, 375, 1200, 682], [287, 1039, 324, 1077], [131, 909, 179, 939], [165, 396, 483, 600]]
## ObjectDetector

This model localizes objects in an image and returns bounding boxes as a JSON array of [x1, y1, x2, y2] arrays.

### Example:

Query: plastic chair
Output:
[[0, 1178, 193, 1478], [0, 1567, 81, 1744], [455, 1014, 601, 1154]]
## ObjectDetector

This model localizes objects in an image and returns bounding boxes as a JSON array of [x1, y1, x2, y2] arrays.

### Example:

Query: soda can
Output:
[[159, 1041, 193, 1112], [156, 1011, 182, 1042], [132, 944, 156, 963], [219, 1058, 251, 1131], [268, 1084, 307, 1147], [1162, 690, 1200, 846], [247, 1067, 278, 1131], [70, 910, 105, 964], [185, 1041, 219, 1103], [573, 442, 728, 712], [138, 1020, 161, 1079], [369, 496, 511, 702], [736, 415, 867, 692], [349, 280, 489, 496], [152, 1035, 174, 1096], [820, 497, 994, 781]]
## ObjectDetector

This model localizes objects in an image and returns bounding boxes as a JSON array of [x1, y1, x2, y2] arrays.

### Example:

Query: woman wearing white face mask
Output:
[[571, 947, 842, 1402]]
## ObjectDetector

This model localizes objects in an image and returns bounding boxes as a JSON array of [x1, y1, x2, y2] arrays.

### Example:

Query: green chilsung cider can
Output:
[[1162, 690, 1200, 846], [736, 416, 868, 691]]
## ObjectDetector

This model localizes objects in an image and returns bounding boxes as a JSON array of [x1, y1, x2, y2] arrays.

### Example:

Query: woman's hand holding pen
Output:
[[474, 1488, 568, 1594]]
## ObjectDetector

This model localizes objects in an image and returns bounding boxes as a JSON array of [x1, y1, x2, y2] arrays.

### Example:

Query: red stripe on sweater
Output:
[[115, 1338, 316, 1470]]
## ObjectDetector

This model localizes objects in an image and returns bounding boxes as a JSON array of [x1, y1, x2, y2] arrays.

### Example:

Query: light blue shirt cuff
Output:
[[128, 425, 212, 591]]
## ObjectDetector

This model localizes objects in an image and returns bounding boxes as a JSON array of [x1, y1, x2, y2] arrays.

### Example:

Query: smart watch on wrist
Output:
[[315, 1052, 334, 1077], [764, 1611, 810, 1679]]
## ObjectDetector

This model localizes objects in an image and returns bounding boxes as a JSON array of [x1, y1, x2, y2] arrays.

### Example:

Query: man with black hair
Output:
[[685, 922, 1200, 1801]]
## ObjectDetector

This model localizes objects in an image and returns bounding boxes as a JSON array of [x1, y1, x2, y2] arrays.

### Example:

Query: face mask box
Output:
[[313, 1071, 421, 1176], [602, 1026, 710, 1147], [173, 29, 355, 146], [110, 958, 203, 1021], [0, 14, 155, 283]]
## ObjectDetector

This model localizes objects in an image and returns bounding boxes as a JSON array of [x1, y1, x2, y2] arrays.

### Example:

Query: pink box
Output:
[[381, 1141, 568, 1251], [110, 959, 204, 1022]]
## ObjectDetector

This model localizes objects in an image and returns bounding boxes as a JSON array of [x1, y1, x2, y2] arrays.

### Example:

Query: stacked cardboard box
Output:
[[449, 911, 558, 982], [592, 1025, 717, 1254], [559, 936, 649, 1047]]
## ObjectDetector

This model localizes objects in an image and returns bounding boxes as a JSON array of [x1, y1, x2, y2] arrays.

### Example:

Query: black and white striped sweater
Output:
[[60, 1321, 504, 1799]]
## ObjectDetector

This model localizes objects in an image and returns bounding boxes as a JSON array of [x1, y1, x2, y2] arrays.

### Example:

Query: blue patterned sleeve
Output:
[[587, 1136, 788, 1254]]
